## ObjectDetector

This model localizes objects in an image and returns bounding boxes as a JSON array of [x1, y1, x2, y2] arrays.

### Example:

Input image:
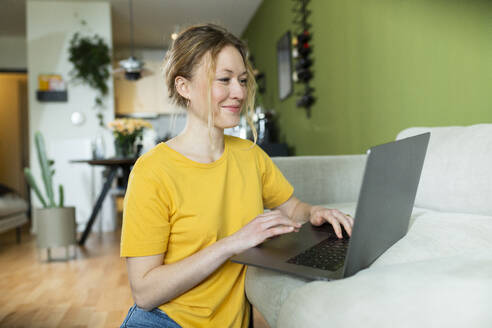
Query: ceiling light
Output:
[[117, 0, 144, 81], [171, 25, 180, 41]]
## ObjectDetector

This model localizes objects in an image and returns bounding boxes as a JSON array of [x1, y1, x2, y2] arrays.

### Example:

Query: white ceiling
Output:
[[0, 0, 263, 49]]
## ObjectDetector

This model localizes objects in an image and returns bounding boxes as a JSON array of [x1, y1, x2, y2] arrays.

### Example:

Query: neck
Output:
[[175, 111, 225, 154]]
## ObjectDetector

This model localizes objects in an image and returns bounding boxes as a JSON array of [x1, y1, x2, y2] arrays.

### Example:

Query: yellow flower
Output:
[[107, 118, 152, 137]]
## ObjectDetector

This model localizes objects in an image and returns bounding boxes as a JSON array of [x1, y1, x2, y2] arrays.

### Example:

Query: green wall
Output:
[[242, 0, 492, 155]]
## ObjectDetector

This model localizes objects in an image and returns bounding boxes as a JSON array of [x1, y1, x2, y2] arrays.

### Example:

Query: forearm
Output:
[[134, 236, 236, 310], [290, 200, 314, 224]]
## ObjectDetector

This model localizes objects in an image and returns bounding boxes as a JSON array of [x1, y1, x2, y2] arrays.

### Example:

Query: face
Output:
[[183, 45, 248, 129]]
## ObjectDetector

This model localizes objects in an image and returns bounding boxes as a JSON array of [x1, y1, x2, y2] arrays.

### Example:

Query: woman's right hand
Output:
[[227, 210, 302, 256]]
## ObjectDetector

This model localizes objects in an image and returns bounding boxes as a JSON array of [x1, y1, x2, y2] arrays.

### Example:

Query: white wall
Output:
[[0, 36, 27, 70], [27, 1, 116, 233]]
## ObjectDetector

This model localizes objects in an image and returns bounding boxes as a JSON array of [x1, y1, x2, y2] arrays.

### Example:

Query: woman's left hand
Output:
[[309, 205, 354, 239]]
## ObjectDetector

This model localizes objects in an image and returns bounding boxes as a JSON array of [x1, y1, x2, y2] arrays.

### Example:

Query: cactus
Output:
[[34, 131, 56, 207], [24, 131, 65, 208], [24, 167, 48, 208], [59, 184, 64, 208]]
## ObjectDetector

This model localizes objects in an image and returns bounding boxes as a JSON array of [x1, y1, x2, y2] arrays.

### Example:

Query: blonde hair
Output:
[[163, 23, 257, 150]]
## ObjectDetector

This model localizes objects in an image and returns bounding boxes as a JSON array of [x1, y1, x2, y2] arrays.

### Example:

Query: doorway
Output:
[[0, 72, 29, 200]]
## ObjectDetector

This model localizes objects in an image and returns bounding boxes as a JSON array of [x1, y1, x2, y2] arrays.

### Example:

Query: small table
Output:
[[70, 158, 136, 246]]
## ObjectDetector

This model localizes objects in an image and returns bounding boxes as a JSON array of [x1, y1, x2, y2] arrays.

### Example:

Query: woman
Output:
[[120, 23, 353, 328]]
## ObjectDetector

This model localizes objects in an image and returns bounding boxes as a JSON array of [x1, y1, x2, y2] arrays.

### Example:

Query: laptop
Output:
[[231, 132, 430, 280]]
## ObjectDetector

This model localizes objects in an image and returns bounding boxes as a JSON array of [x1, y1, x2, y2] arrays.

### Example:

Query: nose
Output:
[[229, 78, 245, 100]]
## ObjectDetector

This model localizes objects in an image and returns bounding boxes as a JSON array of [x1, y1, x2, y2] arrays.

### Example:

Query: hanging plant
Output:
[[68, 25, 111, 127]]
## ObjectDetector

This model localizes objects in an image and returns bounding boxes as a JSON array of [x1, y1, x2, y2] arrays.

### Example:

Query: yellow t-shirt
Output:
[[120, 135, 294, 328]]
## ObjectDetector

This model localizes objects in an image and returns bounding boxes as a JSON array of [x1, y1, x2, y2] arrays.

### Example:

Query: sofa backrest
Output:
[[272, 155, 366, 206], [397, 124, 492, 216]]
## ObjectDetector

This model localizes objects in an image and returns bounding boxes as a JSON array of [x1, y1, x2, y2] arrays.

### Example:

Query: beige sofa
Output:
[[246, 124, 492, 328], [0, 188, 28, 243]]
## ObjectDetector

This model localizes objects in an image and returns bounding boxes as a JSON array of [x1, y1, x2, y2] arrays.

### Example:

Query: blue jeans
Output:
[[120, 304, 182, 328]]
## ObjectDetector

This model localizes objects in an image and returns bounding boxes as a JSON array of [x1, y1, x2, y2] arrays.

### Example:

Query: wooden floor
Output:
[[0, 224, 269, 328]]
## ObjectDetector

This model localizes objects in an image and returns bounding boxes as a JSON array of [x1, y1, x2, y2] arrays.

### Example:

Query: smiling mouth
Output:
[[222, 105, 241, 113]]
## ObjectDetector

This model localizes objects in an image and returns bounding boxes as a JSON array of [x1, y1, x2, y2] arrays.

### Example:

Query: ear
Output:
[[175, 76, 191, 100]]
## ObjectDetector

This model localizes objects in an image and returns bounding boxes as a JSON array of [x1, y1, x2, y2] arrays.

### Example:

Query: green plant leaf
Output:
[[68, 31, 111, 113], [24, 167, 48, 208], [59, 184, 64, 208], [35, 131, 56, 207]]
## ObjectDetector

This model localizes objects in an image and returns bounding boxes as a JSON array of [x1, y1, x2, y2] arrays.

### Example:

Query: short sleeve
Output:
[[120, 164, 172, 257], [255, 145, 294, 209]]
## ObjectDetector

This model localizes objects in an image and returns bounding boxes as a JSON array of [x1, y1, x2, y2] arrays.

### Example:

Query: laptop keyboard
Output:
[[286, 237, 349, 271]]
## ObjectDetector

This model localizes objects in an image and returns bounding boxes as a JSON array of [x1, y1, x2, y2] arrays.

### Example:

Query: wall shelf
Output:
[[36, 90, 68, 102]]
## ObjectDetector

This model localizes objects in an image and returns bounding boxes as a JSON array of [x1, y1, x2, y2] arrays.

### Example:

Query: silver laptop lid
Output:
[[343, 132, 430, 277]]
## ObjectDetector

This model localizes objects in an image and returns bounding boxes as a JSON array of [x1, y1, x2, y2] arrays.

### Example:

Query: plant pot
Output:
[[35, 207, 76, 249], [114, 136, 137, 158]]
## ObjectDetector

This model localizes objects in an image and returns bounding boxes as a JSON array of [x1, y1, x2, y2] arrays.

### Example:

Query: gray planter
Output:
[[35, 207, 76, 261]]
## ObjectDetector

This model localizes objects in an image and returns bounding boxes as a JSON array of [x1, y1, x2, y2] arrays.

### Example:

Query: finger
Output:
[[332, 210, 352, 233], [325, 215, 343, 239], [346, 214, 355, 226], [262, 217, 301, 230], [333, 211, 352, 237], [257, 210, 284, 222], [258, 210, 281, 218], [265, 225, 295, 239], [262, 214, 294, 224]]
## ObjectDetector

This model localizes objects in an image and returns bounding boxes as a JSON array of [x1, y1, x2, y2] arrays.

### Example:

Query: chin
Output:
[[220, 121, 241, 130], [215, 114, 241, 129]]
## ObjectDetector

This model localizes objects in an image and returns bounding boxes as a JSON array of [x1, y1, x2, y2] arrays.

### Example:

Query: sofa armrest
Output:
[[272, 154, 367, 205], [246, 266, 309, 328]]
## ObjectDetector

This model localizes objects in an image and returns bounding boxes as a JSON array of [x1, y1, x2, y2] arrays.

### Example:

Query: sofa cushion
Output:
[[278, 254, 492, 328], [246, 202, 492, 327], [397, 124, 492, 216], [0, 212, 28, 233], [245, 266, 309, 328], [0, 193, 28, 217]]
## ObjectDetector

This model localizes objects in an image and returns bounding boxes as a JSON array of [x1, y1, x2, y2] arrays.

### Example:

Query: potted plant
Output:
[[24, 132, 76, 260], [68, 21, 111, 128], [108, 118, 153, 158]]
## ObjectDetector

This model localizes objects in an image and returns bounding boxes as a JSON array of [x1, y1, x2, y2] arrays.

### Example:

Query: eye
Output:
[[240, 78, 248, 85], [218, 78, 230, 83]]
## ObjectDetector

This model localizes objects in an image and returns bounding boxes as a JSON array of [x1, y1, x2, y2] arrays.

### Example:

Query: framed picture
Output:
[[277, 31, 293, 101]]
